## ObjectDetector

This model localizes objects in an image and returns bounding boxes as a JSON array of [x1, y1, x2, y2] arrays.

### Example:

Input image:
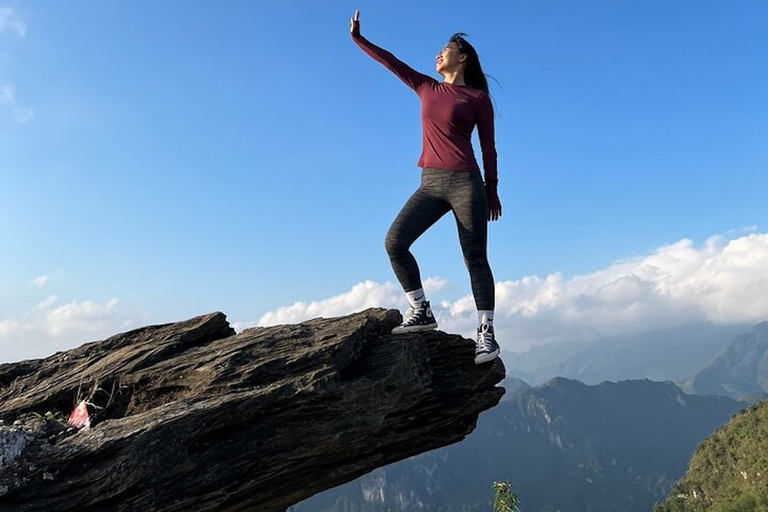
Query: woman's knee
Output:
[[385, 231, 406, 258]]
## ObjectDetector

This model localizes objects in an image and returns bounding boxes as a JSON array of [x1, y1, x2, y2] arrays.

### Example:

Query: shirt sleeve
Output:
[[351, 30, 434, 92], [476, 93, 500, 208]]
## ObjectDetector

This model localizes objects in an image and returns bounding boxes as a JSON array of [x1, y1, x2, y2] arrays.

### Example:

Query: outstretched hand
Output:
[[350, 9, 360, 35]]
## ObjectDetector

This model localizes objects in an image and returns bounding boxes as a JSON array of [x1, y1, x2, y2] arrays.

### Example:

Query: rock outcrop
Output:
[[0, 308, 505, 512]]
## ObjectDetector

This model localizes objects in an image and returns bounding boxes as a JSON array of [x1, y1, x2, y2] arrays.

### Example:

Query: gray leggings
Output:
[[385, 167, 495, 311]]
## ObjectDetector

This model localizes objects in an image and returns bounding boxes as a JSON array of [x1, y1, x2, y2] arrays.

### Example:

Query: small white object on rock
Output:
[[0, 428, 33, 471]]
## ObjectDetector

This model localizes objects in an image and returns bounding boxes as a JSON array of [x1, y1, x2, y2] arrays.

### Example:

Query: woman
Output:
[[350, 10, 502, 364]]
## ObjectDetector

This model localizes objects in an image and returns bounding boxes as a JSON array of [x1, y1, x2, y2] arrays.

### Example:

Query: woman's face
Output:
[[436, 42, 465, 75]]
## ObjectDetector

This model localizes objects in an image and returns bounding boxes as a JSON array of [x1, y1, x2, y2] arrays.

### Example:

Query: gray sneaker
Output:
[[391, 301, 438, 334], [474, 323, 500, 364]]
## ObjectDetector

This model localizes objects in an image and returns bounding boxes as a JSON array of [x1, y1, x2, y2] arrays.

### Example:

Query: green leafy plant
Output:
[[493, 480, 520, 512], [31, 409, 67, 422]]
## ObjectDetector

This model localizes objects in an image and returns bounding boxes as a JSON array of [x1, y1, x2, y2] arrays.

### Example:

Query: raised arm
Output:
[[350, 10, 433, 92], [477, 93, 502, 221]]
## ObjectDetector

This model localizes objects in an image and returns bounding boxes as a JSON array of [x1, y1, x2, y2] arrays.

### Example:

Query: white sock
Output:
[[478, 310, 494, 327], [405, 288, 426, 308]]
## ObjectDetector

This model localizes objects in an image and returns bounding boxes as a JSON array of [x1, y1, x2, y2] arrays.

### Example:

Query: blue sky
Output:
[[1, 1, 767, 362]]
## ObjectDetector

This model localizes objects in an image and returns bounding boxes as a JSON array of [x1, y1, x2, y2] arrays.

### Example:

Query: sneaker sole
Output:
[[474, 349, 500, 365], [391, 323, 438, 335]]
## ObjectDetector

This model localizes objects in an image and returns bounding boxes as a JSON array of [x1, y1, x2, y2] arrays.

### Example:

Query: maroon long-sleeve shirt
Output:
[[352, 31, 500, 207]]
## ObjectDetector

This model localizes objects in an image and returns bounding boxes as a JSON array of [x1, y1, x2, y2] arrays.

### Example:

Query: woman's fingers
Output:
[[350, 9, 360, 33]]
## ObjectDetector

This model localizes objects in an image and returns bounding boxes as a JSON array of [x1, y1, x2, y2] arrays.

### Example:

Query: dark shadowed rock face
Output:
[[0, 308, 505, 512]]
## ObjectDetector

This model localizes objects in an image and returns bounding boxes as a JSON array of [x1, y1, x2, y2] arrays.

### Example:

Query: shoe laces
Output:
[[402, 302, 427, 325], [477, 323, 494, 351]]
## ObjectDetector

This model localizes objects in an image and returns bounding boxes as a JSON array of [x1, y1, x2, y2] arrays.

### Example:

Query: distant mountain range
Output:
[[507, 321, 768, 402], [505, 323, 749, 386], [682, 321, 768, 401], [291, 378, 746, 512]]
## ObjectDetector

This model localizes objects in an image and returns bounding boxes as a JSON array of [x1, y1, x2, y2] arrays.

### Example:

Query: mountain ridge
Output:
[[506, 323, 747, 386], [682, 321, 768, 401], [293, 376, 746, 512]]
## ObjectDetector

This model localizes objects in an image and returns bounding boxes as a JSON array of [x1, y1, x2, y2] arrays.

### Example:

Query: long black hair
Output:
[[449, 32, 490, 94]]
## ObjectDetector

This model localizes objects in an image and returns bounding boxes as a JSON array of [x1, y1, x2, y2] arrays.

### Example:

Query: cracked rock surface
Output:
[[0, 308, 504, 512]]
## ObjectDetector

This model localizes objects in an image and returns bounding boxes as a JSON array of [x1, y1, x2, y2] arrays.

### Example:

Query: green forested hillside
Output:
[[656, 401, 768, 512]]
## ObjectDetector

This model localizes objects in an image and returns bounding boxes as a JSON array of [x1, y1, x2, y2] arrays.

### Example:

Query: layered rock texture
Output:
[[0, 309, 504, 512]]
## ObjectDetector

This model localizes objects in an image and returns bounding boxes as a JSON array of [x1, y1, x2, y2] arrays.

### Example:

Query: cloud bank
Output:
[[0, 293, 137, 364], [4, 231, 767, 363], [233, 277, 448, 332], [253, 232, 768, 352]]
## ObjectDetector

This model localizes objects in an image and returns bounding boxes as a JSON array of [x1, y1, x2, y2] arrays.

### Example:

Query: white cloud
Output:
[[34, 294, 58, 311], [45, 298, 121, 336], [0, 318, 20, 338], [0, 7, 27, 37], [5, 231, 768, 364], [253, 280, 401, 328], [0, 8, 33, 124], [0, 297, 137, 364], [238, 277, 448, 331], [727, 225, 757, 235], [0, 82, 34, 124], [252, 232, 768, 352], [28, 275, 50, 288]]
